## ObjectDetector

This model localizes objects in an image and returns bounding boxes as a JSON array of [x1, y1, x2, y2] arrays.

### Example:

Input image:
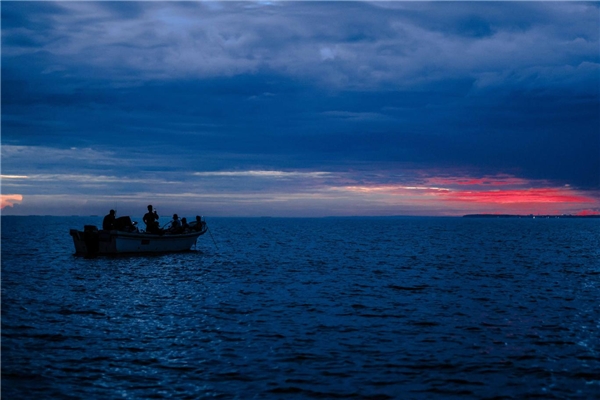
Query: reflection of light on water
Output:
[[2, 216, 600, 397]]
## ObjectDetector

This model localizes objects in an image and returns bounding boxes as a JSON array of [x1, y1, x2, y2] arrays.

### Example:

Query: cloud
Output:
[[4, 2, 597, 89], [441, 188, 595, 205], [425, 175, 531, 187], [2, 168, 599, 217], [192, 170, 331, 179], [0, 194, 24, 209], [1, 2, 598, 216]]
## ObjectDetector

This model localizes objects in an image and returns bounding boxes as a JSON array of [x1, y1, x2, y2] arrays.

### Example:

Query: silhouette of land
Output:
[[463, 214, 600, 218]]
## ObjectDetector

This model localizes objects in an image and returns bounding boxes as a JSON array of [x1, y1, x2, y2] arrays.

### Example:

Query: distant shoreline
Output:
[[1, 214, 599, 219], [463, 214, 600, 219]]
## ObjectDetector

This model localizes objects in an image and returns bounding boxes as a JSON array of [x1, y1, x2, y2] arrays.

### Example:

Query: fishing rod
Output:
[[206, 223, 219, 251], [160, 220, 173, 229]]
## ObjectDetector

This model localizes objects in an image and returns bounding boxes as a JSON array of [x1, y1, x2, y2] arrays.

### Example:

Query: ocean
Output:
[[2, 216, 599, 399]]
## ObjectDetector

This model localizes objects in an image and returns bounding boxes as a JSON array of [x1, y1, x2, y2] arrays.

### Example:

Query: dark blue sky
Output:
[[2, 1, 599, 216]]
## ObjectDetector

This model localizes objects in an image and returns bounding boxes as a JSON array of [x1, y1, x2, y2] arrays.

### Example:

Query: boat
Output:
[[69, 217, 208, 256]]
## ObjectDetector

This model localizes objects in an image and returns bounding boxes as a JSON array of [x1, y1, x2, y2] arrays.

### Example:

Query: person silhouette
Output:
[[181, 217, 190, 232], [143, 205, 159, 233], [169, 214, 182, 233], [103, 209, 116, 230]]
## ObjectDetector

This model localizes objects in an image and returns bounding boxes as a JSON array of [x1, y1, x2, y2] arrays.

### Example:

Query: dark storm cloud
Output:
[[2, 1, 599, 214]]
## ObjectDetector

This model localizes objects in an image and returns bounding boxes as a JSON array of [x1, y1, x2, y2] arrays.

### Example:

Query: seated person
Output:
[[181, 217, 190, 232], [168, 214, 183, 233], [192, 215, 206, 232], [103, 209, 116, 230]]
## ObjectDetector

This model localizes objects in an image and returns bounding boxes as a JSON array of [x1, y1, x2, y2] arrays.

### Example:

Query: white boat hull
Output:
[[70, 227, 206, 256]]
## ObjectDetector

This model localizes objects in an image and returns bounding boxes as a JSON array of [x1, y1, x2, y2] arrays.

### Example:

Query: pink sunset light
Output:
[[441, 188, 594, 205], [1, 194, 24, 209], [575, 209, 600, 216], [337, 173, 600, 216]]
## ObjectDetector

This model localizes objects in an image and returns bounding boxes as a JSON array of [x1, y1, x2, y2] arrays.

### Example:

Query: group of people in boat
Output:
[[103, 205, 206, 234]]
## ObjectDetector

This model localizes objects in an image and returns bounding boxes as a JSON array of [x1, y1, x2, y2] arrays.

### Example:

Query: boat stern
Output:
[[70, 225, 117, 256]]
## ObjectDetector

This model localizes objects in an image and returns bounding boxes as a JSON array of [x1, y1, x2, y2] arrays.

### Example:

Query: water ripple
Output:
[[2, 216, 600, 398]]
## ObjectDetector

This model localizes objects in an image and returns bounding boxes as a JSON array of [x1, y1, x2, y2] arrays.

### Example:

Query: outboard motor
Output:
[[114, 216, 135, 231], [83, 225, 99, 256]]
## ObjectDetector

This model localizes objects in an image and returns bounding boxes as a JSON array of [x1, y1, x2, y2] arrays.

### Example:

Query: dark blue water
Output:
[[2, 216, 599, 399]]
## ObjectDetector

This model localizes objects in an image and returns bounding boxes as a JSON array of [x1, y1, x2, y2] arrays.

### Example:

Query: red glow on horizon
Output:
[[416, 173, 600, 214], [336, 178, 599, 216], [576, 209, 600, 216], [441, 188, 594, 204]]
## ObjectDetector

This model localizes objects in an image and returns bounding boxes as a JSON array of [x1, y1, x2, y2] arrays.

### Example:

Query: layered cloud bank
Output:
[[2, 2, 598, 216], [2, 153, 598, 216]]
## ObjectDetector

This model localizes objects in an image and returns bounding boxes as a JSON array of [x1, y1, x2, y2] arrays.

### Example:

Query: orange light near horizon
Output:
[[1, 194, 24, 209]]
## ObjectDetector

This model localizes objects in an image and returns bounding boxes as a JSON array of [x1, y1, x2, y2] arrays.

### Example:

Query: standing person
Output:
[[143, 205, 159, 233], [103, 209, 116, 230]]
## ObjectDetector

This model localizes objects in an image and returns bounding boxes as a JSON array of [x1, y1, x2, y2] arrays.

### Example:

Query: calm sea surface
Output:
[[2, 216, 599, 399]]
